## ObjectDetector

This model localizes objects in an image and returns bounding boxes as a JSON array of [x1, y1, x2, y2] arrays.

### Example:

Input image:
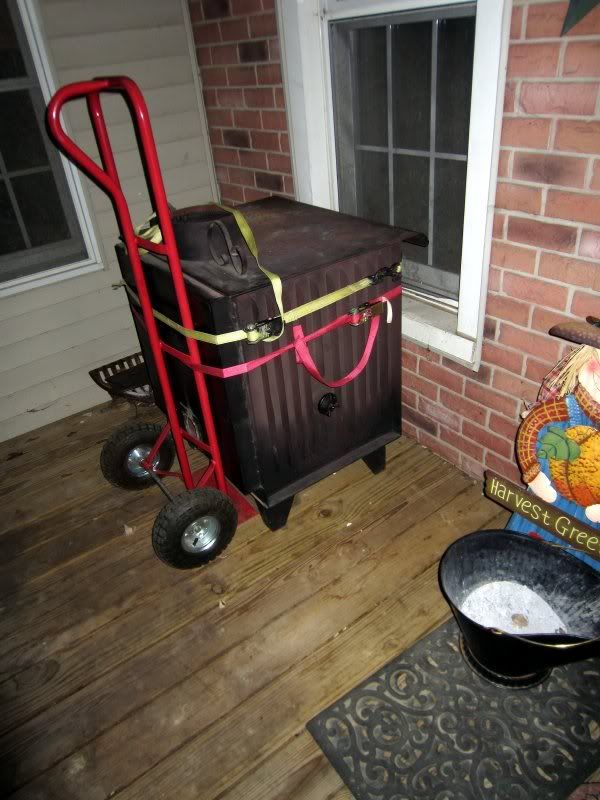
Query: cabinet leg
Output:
[[259, 495, 295, 531], [363, 445, 386, 475]]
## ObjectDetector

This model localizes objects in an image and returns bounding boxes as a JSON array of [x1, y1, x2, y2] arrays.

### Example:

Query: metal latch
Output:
[[245, 316, 284, 344], [349, 300, 386, 326]]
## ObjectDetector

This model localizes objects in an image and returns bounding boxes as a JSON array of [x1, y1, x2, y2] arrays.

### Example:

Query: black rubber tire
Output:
[[100, 421, 175, 490], [152, 488, 238, 569]]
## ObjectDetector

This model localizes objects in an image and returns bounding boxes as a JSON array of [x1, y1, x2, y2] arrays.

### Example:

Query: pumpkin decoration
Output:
[[538, 425, 600, 508]]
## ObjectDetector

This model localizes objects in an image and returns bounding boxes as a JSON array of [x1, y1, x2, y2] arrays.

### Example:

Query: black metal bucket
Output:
[[439, 530, 600, 687]]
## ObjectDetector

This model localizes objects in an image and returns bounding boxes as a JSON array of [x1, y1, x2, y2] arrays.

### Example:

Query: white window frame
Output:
[[0, 0, 102, 298], [277, 0, 511, 369]]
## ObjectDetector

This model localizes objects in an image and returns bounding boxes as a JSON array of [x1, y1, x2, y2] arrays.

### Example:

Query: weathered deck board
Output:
[[0, 401, 518, 799]]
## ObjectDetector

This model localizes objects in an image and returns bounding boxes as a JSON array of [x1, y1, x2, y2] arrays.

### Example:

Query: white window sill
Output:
[[0, 259, 104, 299], [402, 294, 478, 368]]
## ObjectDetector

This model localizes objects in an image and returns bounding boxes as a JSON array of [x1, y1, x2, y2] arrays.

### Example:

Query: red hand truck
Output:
[[47, 76, 257, 569]]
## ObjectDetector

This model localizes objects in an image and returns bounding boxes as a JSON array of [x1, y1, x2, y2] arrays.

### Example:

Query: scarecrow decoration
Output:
[[485, 318, 600, 570]]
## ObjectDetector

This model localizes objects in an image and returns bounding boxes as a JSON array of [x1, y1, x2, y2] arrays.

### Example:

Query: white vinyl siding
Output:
[[0, 0, 216, 441]]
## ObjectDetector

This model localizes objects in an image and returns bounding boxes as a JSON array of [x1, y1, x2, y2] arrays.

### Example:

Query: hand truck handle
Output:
[[46, 76, 172, 246]]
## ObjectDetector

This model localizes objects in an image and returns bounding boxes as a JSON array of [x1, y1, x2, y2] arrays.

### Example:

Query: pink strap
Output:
[[292, 314, 381, 388]]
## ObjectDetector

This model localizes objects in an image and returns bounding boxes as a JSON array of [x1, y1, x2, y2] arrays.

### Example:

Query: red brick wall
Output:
[[189, 0, 294, 204], [189, 0, 600, 485]]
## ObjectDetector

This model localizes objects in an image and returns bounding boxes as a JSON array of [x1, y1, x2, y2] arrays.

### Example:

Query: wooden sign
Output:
[[484, 471, 600, 565]]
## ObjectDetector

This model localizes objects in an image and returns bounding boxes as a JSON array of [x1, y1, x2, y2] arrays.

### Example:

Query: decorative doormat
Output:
[[307, 619, 600, 800]]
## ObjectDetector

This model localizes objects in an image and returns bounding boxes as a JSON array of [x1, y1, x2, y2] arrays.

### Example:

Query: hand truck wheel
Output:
[[152, 488, 238, 569], [100, 421, 175, 490]]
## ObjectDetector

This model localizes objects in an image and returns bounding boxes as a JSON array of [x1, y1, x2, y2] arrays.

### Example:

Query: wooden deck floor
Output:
[[0, 401, 509, 800]]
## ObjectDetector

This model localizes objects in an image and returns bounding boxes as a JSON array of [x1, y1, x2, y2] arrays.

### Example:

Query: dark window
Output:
[[0, 0, 88, 283], [330, 4, 476, 302]]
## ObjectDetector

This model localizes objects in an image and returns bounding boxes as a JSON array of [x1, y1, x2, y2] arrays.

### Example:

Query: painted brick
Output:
[[216, 87, 245, 107], [418, 432, 458, 467], [418, 397, 461, 433], [555, 120, 600, 154], [439, 426, 484, 462], [212, 146, 240, 165], [223, 128, 251, 148], [520, 82, 598, 115], [499, 323, 562, 363], [501, 117, 551, 149], [206, 107, 233, 127], [507, 217, 577, 253], [239, 40, 269, 62], [507, 43, 560, 78], [481, 341, 524, 373], [251, 130, 280, 150], [257, 63, 282, 84], [267, 152, 292, 173], [249, 11, 277, 37], [530, 306, 574, 335], [239, 149, 268, 169], [504, 82, 516, 113], [495, 182, 541, 214], [243, 187, 268, 202], [463, 421, 513, 460], [492, 368, 538, 406], [465, 381, 518, 419], [403, 406, 438, 437], [512, 152, 587, 188], [202, 0, 230, 19], [546, 189, 600, 226], [227, 65, 256, 85], [485, 452, 523, 485], [220, 18, 249, 40], [539, 252, 600, 290], [403, 370, 438, 401], [485, 294, 530, 327], [579, 229, 600, 259], [440, 389, 487, 426], [489, 412, 519, 442], [204, 66, 228, 88], [564, 41, 600, 77], [195, 21, 221, 45], [525, 2, 568, 38], [511, 5, 523, 39], [503, 272, 568, 311], [525, 357, 556, 384], [244, 87, 275, 107], [211, 44, 238, 64], [571, 290, 600, 317], [228, 166, 254, 185], [418, 360, 464, 394], [262, 110, 288, 130], [490, 241, 536, 273], [497, 151, 510, 179], [255, 170, 283, 191], [441, 358, 492, 386]]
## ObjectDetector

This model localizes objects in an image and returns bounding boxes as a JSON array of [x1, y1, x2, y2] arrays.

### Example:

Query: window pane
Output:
[[0, 90, 50, 172], [356, 149, 388, 225], [393, 153, 428, 264], [435, 16, 475, 155], [12, 172, 71, 247], [355, 27, 387, 147], [433, 158, 467, 274], [0, 0, 26, 78], [0, 180, 25, 253], [392, 21, 431, 151]]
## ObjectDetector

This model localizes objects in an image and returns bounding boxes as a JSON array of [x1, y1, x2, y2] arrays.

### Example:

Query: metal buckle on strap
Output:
[[245, 316, 284, 344], [349, 300, 385, 326]]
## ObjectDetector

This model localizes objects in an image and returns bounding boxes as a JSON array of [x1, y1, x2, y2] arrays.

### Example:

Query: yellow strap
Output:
[[117, 263, 401, 346]]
